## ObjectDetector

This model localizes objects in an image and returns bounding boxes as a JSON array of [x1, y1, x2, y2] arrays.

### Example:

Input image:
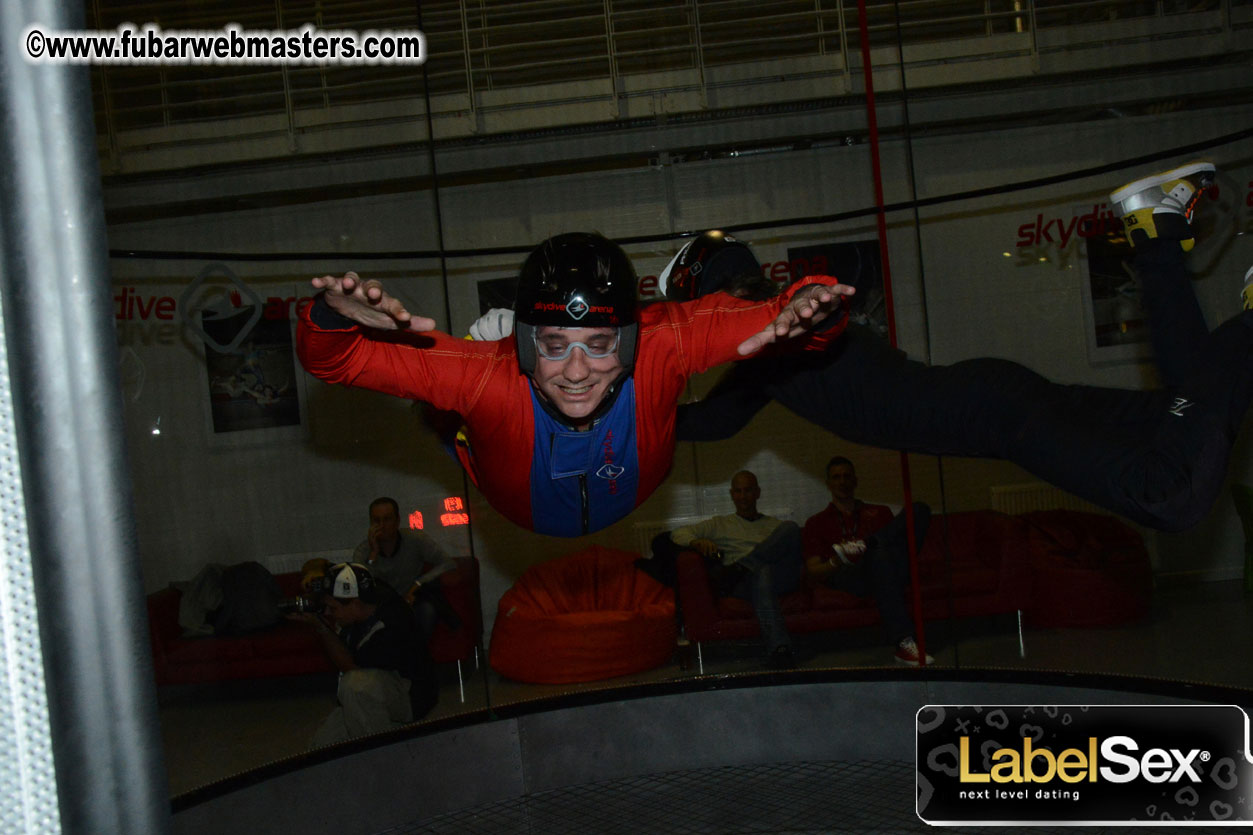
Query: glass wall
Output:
[[91, 0, 1253, 799]]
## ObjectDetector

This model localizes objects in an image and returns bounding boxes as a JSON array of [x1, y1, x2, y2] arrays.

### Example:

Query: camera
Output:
[[277, 596, 322, 615]]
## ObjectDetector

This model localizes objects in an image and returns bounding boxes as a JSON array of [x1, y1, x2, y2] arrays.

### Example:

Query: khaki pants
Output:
[[311, 668, 413, 748]]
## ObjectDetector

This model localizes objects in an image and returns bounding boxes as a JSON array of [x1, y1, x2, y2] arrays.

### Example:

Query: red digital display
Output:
[[408, 510, 424, 530]]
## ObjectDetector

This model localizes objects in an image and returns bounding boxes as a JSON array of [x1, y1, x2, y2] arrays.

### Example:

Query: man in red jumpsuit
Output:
[[297, 232, 851, 537]]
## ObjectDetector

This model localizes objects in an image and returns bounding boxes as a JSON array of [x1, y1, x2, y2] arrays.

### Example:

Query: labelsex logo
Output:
[[960, 736, 1206, 785]]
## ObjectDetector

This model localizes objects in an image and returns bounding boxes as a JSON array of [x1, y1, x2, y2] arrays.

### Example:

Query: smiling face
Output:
[[528, 326, 624, 428]]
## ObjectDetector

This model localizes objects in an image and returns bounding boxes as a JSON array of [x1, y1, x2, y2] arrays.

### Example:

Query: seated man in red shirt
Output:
[[802, 456, 933, 666]]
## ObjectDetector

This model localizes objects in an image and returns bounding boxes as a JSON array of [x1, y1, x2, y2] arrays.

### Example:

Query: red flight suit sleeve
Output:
[[650, 274, 850, 378], [296, 300, 507, 415]]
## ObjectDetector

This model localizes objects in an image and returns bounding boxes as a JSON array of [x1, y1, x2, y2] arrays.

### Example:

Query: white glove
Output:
[[831, 539, 867, 566], [468, 308, 515, 341]]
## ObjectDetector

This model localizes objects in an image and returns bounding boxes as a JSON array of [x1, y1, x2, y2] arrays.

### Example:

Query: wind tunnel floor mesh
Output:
[[375, 759, 1175, 834]]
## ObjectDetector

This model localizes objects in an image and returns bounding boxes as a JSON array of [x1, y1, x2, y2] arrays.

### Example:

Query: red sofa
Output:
[[675, 509, 1150, 645], [146, 556, 482, 687], [1019, 510, 1153, 628]]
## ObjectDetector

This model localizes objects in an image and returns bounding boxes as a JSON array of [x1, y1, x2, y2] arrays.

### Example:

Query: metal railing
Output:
[[88, 0, 1250, 171]]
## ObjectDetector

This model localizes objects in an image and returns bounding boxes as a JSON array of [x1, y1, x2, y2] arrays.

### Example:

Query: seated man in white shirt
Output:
[[352, 496, 459, 640], [669, 471, 804, 669]]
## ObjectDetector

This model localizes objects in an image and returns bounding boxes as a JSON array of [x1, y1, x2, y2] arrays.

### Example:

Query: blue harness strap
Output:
[[528, 380, 639, 536]]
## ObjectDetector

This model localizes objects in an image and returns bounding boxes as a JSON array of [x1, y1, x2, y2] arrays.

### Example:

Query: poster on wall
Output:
[[786, 239, 887, 337], [202, 308, 302, 433], [1078, 214, 1150, 365], [180, 265, 307, 445]]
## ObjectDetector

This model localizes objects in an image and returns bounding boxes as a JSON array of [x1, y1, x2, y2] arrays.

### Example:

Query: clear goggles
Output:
[[533, 328, 620, 361]]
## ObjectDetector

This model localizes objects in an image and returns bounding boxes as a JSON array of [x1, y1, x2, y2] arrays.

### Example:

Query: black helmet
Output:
[[514, 233, 639, 374], [659, 230, 761, 301]]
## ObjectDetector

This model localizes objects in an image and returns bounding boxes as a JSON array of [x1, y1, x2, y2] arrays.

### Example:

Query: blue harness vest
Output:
[[528, 380, 639, 537]]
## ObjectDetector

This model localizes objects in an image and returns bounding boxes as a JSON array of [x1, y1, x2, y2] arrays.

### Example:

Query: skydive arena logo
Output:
[[530, 296, 614, 321], [917, 704, 1253, 825], [566, 294, 589, 320]]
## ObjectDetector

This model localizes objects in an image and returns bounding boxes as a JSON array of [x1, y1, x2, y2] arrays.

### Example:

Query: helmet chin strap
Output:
[[529, 368, 633, 429]]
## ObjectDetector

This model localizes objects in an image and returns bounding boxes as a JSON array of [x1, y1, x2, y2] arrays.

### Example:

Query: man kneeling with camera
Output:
[[288, 562, 438, 747]]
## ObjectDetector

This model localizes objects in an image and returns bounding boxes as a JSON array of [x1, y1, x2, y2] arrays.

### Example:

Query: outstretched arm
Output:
[[736, 280, 854, 356], [298, 276, 500, 414], [311, 272, 438, 332]]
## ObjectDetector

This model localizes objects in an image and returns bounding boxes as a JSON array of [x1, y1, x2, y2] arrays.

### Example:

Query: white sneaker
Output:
[[1110, 161, 1216, 251], [831, 539, 867, 566], [894, 637, 934, 666]]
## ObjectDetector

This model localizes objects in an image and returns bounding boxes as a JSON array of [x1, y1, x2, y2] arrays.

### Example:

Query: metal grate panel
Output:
[[0, 289, 61, 832]]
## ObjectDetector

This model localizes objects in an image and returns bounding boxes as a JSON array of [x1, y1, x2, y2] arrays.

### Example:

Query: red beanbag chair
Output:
[[489, 545, 676, 684]]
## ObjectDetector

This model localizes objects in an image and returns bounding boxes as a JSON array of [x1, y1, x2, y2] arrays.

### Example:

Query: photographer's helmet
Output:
[[324, 562, 378, 604], [659, 230, 761, 302], [514, 233, 639, 375]]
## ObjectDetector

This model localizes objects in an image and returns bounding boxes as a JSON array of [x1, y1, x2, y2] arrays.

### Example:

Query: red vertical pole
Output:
[[855, 0, 928, 664]]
